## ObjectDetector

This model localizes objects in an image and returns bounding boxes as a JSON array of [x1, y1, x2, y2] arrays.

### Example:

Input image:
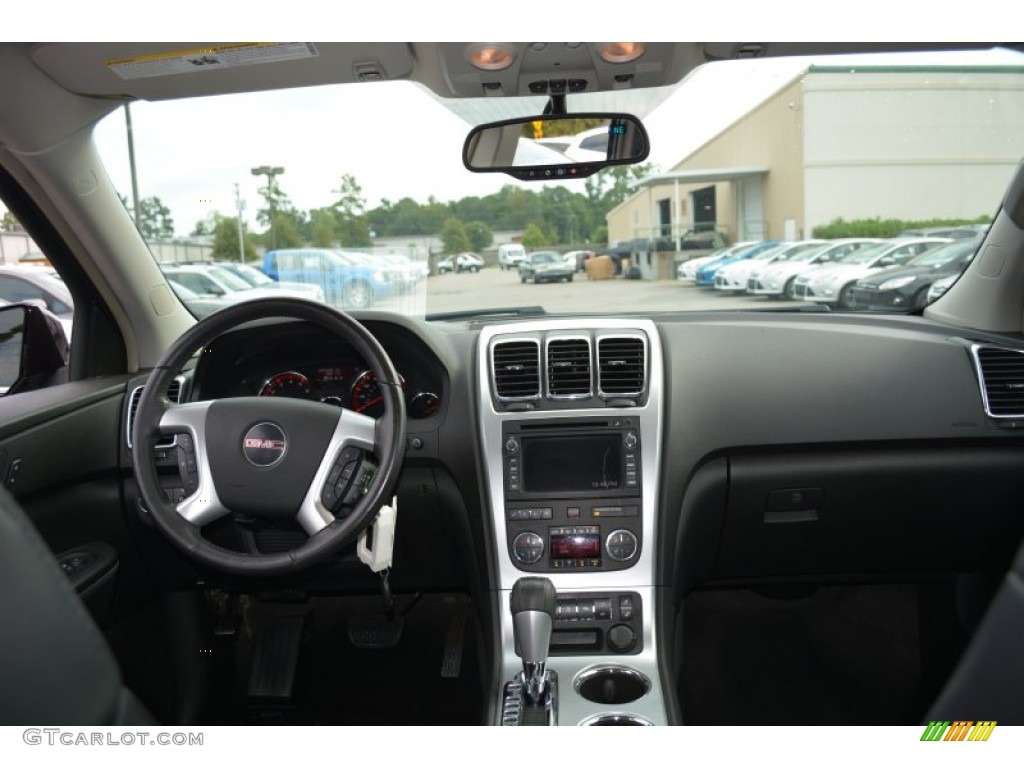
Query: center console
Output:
[[477, 319, 666, 726]]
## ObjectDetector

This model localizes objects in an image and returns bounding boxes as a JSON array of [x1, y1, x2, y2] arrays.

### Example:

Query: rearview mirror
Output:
[[463, 113, 649, 180]]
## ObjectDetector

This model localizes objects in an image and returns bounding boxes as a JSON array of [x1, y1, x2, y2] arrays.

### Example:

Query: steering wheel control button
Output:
[[242, 422, 288, 467], [513, 531, 544, 565], [606, 529, 638, 562]]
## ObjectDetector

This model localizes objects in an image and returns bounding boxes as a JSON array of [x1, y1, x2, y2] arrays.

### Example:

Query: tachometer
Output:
[[258, 371, 310, 398], [349, 370, 404, 417]]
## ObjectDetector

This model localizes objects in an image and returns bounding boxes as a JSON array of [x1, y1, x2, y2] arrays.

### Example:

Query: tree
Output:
[[309, 208, 337, 248], [137, 196, 175, 240], [1, 210, 22, 232], [191, 216, 215, 237], [331, 174, 372, 247], [465, 221, 493, 251], [255, 176, 291, 229], [440, 218, 471, 254], [211, 214, 256, 262], [521, 223, 547, 249], [270, 212, 303, 249]]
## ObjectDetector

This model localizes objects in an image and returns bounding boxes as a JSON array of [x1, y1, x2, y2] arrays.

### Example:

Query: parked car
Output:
[[165, 279, 239, 319], [212, 261, 325, 302], [849, 238, 980, 311], [519, 250, 574, 283], [713, 240, 826, 292], [793, 238, 950, 307], [898, 224, 990, 239], [438, 252, 485, 274], [677, 242, 757, 281], [0, 265, 73, 338], [535, 126, 610, 162], [498, 243, 527, 270], [746, 239, 885, 298], [695, 241, 779, 286], [262, 248, 394, 308], [563, 249, 595, 272]]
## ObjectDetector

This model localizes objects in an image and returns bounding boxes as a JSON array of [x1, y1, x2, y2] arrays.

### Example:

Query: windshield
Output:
[[838, 245, 891, 265], [907, 240, 978, 266], [92, 48, 1024, 318], [205, 266, 252, 291]]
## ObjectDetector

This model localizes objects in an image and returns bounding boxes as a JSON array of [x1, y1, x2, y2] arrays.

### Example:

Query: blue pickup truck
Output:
[[262, 249, 396, 308]]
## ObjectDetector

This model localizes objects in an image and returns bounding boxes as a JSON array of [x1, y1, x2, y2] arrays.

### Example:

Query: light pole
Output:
[[251, 165, 284, 250], [234, 183, 246, 262]]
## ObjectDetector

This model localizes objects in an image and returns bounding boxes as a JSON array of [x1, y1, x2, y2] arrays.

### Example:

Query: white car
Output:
[[438, 252, 484, 274], [713, 240, 826, 292], [746, 239, 885, 298], [793, 238, 951, 308], [535, 126, 610, 162], [163, 263, 325, 303], [498, 243, 526, 270], [677, 242, 757, 281], [214, 262, 326, 302], [0, 264, 74, 338]]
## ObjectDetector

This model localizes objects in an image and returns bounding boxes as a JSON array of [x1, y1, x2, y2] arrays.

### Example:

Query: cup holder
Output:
[[574, 665, 651, 705], [580, 713, 654, 726]]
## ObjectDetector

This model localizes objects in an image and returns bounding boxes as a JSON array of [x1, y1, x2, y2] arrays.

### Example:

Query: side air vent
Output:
[[546, 337, 592, 398], [492, 340, 541, 401], [973, 345, 1024, 418], [126, 375, 186, 448], [598, 335, 646, 397]]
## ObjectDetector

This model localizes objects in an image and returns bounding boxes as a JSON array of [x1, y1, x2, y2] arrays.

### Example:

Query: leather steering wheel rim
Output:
[[131, 297, 406, 577]]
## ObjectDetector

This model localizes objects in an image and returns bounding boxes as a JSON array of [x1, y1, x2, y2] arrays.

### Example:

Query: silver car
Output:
[[792, 238, 950, 308], [747, 239, 885, 298]]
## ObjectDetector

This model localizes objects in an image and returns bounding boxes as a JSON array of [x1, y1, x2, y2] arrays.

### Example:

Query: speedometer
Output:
[[258, 371, 310, 398]]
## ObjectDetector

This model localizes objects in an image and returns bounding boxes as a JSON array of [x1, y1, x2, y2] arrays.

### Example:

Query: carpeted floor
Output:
[[680, 584, 931, 725]]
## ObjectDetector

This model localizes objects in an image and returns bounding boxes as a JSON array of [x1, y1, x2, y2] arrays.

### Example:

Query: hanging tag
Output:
[[357, 497, 397, 573]]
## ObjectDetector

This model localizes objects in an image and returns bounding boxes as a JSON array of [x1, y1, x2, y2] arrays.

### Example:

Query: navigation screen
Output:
[[521, 434, 621, 493]]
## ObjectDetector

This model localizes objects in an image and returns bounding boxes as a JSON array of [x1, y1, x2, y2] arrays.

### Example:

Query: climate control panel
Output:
[[506, 504, 641, 573]]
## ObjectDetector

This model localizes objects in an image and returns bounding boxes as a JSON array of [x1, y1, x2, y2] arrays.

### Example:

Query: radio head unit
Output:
[[502, 418, 642, 573]]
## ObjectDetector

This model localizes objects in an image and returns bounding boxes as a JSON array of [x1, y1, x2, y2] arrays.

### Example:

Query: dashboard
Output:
[[157, 308, 1024, 726]]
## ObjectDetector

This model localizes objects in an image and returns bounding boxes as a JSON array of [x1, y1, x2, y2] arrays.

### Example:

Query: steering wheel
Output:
[[131, 298, 407, 577]]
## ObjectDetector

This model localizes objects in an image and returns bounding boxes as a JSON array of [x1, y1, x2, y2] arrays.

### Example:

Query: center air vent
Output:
[[547, 337, 592, 398], [492, 340, 541, 401], [598, 335, 646, 397], [973, 345, 1024, 418]]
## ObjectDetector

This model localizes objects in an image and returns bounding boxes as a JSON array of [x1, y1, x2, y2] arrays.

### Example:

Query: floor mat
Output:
[[245, 592, 483, 725], [681, 584, 926, 725]]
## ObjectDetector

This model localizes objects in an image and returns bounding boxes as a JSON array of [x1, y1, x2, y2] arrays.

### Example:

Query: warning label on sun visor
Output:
[[106, 43, 319, 80]]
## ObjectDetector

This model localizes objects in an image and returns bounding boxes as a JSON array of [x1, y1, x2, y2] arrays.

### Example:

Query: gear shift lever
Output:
[[511, 577, 557, 706]]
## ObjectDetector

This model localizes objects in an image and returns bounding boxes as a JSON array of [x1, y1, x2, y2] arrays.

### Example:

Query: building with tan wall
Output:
[[608, 65, 1024, 262]]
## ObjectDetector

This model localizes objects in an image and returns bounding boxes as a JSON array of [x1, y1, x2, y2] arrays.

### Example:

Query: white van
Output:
[[498, 243, 526, 270]]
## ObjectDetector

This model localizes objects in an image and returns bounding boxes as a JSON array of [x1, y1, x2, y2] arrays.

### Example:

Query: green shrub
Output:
[[812, 215, 991, 239]]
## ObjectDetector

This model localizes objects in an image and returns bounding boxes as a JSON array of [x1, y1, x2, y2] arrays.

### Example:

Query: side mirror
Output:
[[463, 113, 649, 180], [0, 303, 69, 395]]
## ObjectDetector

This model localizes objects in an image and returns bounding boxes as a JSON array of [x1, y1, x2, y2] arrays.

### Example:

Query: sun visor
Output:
[[30, 42, 415, 100]]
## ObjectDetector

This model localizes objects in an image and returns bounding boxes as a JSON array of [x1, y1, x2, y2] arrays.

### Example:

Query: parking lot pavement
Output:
[[419, 267, 808, 314]]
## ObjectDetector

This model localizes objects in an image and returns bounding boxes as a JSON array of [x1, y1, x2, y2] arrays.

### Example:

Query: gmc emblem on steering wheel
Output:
[[242, 423, 288, 467]]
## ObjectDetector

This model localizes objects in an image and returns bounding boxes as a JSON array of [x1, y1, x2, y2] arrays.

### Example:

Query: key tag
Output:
[[357, 496, 397, 573]]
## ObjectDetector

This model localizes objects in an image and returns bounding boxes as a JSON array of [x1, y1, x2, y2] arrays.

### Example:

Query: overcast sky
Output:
[[85, 47, 1024, 239]]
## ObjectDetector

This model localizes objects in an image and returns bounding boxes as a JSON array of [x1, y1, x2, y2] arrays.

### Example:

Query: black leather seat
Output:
[[0, 485, 154, 725]]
